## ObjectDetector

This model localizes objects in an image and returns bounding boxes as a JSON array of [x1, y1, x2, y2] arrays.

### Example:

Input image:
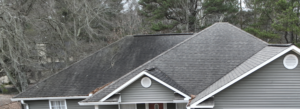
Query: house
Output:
[[11, 23, 300, 109]]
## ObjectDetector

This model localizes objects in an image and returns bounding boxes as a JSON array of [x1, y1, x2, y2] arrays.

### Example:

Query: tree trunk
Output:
[[284, 31, 289, 43], [4, 70, 21, 92], [291, 31, 294, 44], [296, 34, 298, 43], [240, 0, 243, 29], [186, 0, 189, 33]]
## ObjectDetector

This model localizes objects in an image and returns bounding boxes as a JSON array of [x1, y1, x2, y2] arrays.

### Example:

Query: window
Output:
[[121, 104, 136, 109], [141, 77, 152, 88], [154, 104, 159, 109], [49, 100, 67, 109]]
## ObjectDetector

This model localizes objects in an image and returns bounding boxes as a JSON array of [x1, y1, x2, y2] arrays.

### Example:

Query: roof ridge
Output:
[[13, 36, 132, 98], [83, 23, 220, 101], [224, 22, 268, 45]]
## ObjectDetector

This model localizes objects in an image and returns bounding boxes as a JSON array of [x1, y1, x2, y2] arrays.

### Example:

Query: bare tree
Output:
[[0, 0, 125, 92]]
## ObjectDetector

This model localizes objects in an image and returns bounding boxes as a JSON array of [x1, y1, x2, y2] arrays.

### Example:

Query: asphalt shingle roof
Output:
[[14, 34, 192, 98], [83, 22, 268, 102], [190, 46, 290, 105], [146, 68, 190, 96]]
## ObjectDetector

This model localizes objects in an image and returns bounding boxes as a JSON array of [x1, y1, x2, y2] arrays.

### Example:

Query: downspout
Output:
[[94, 105, 99, 109], [21, 100, 29, 109], [118, 94, 121, 109]]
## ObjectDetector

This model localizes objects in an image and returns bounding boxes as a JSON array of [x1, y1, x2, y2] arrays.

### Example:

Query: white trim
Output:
[[20, 100, 29, 109], [49, 99, 67, 109], [190, 105, 214, 108], [135, 103, 137, 109], [185, 103, 189, 109], [95, 105, 99, 109], [190, 45, 300, 107], [163, 103, 167, 109], [144, 72, 191, 100], [145, 103, 149, 109], [141, 77, 152, 88], [283, 54, 298, 69], [100, 71, 147, 101], [100, 71, 191, 102], [80, 101, 186, 105], [11, 96, 88, 101], [172, 100, 188, 103], [79, 102, 119, 105]]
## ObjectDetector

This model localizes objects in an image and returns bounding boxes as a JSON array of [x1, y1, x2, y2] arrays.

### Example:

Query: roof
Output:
[[82, 22, 269, 102], [14, 34, 192, 98], [145, 68, 189, 96], [190, 46, 291, 106], [83, 68, 191, 102]]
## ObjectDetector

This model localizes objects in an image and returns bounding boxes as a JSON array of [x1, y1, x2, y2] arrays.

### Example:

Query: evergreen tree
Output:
[[138, 0, 239, 33], [138, 0, 200, 32], [272, 0, 300, 44], [244, 0, 300, 44], [244, 0, 281, 43], [202, 0, 239, 24]]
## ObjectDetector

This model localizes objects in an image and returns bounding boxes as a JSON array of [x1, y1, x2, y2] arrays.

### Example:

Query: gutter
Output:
[[20, 100, 29, 109], [11, 96, 89, 101]]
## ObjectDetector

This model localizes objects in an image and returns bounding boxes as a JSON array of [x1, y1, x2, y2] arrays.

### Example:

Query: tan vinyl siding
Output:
[[120, 76, 174, 102], [213, 52, 300, 109]]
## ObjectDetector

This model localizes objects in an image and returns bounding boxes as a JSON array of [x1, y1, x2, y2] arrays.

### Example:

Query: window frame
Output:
[[49, 99, 67, 109]]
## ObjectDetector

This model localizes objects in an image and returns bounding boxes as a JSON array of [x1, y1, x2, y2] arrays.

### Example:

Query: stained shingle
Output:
[[14, 34, 192, 98]]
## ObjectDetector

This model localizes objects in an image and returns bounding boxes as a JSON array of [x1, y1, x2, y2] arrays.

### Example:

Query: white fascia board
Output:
[[100, 71, 147, 101], [143, 72, 191, 100], [191, 45, 300, 107], [11, 96, 89, 101], [100, 71, 191, 102], [79, 102, 119, 105], [189, 105, 214, 108], [173, 100, 189, 103], [80, 101, 180, 105]]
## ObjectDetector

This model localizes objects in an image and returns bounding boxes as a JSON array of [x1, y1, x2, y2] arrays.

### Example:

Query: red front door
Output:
[[149, 103, 163, 109]]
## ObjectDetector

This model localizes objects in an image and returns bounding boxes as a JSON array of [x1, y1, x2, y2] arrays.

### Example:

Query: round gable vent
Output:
[[283, 54, 298, 69], [141, 77, 151, 88]]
